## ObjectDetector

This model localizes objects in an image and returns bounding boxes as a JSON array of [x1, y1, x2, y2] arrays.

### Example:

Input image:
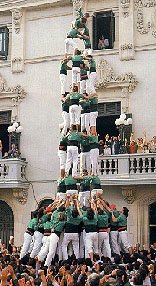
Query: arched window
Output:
[[0, 200, 14, 246]]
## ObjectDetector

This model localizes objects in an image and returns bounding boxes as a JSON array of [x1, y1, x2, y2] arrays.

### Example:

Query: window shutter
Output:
[[0, 111, 11, 125], [98, 102, 121, 117], [110, 11, 115, 48], [93, 15, 97, 50], [0, 27, 9, 60]]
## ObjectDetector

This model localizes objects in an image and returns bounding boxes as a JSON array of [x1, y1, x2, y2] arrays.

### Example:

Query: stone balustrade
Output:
[[0, 158, 29, 189], [99, 153, 156, 185]]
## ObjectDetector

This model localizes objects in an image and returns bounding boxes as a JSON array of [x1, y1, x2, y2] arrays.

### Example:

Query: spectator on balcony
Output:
[[2, 152, 9, 159], [149, 136, 156, 153], [8, 144, 20, 158], [0, 139, 2, 158], [98, 35, 109, 50], [104, 134, 111, 156], [136, 138, 144, 154], [99, 140, 104, 155], [111, 136, 121, 155]]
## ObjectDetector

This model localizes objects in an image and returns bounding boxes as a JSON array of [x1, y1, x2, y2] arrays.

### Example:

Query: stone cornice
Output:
[[0, 0, 70, 11]]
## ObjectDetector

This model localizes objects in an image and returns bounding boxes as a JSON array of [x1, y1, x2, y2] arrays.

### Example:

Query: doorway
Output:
[[0, 200, 14, 247], [0, 111, 11, 155], [149, 202, 156, 244], [97, 101, 121, 140], [97, 115, 119, 140]]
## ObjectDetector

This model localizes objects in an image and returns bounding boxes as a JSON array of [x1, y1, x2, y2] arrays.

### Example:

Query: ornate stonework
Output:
[[13, 189, 28, 204], [134, 0, 156, 37], [120, 0, 131, 17], [120, 44, 134, 61], [0, 74, 26, 121], [12, 9, 23, 34], [72, 0, 84, 17], [11, 57, 24, 73], [121, 186, 136, 204], [96, 59, 138, 93]]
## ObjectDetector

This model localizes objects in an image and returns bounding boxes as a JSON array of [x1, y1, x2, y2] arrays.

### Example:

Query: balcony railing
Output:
[[99, 153, 156, 185], [0, 158, 29, 189]]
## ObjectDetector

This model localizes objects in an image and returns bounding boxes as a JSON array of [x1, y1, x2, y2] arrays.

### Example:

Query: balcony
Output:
[[99, 153, 156, 185], [0, 158, 29, 189]]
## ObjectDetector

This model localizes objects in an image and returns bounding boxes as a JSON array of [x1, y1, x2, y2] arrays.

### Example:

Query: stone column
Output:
[[119, 0, 135, 61], [112, 8, 119, 49], [121, 87, 129, 113], [11, 8, 25, 73]]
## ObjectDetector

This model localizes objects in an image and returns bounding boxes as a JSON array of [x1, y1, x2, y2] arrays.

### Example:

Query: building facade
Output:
[[0, 0, 156, 247]]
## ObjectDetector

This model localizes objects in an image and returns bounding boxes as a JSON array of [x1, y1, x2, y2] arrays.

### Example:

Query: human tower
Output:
[[19, 8, 131, 268]]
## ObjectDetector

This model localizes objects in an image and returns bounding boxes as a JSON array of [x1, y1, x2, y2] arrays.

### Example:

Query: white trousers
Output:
[[62, 233, 79, 260], [57, 232, 64, 261], [44, 233, 59, 267], [80, 151, 91, 174], [60, 74, 67, 95], [38, 236, 50, 262], [119, 231, 131, 253], [66, 189, 78, 195], [62, 111, 70, 135], [85, 232, 98, 257], [65, 146, 78, 176], [90, 148, 99, 175], [30, 231, 43, 258], [89, 72, 97, 94], [69, 104, 81, 125], [72, 67, 80, 84], [20, 232, 33, 259], [80, 79, 89, 94], [110, 231, 120, 255], [98, 232, 111, 258], [81, 113, 90, 132], [65, 38, 77, 54], [58, 150, 67, 170], [78, 191, 90, 207], [90, 111, 98, 127]]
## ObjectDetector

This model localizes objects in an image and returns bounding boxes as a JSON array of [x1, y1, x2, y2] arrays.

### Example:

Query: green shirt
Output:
[[80, 67, 89, 80], [67, 131, 82, 144], [57, 178, 66, 193], [83, 28, 91, 49], [44, 221, 53, 231], [110, 210, 120, 227], [67, 28, 80, 38], [74, 19, 86, 29], [80, 175, 92, 191], [52, 209, 61, 224], [64, 175, 77, 186], [80, 135, 90, 152], [83, 214, 98, 226], [60, 62, 68, 75], [89, 135, 99, 149], [89, 58, 96, 70], [52, 220, 66, 237], [66, 208, 82, 225], [72, 55, 83, 67], [117, 214, 127, 227], [27, 218, 38, 230], [90, 175, 101, 188], [62, 100, 70, 112], [97, 212, 109, 229], [89, 96, 98, 112], [69, 92, 83, 101]]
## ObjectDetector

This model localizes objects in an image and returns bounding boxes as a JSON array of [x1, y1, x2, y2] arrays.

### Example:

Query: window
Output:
[[93, 11, 115, 50], [0, 27, 9, 60]]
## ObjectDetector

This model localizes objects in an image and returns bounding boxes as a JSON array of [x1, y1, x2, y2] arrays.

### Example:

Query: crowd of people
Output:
[[99, 134, 156, 156], [1, 232, 156, 286]]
